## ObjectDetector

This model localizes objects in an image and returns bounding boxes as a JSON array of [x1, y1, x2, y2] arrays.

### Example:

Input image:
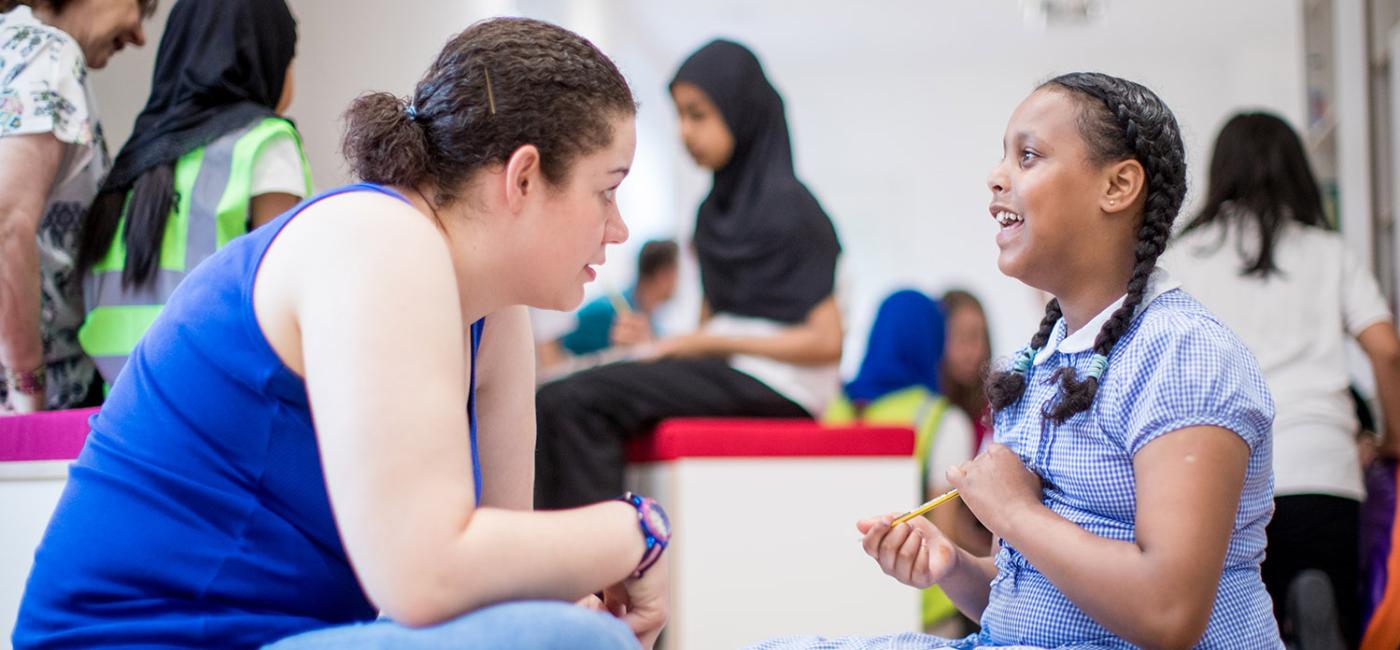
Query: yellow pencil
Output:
[[607, 290, 633, 316], [890, 488, 961, 527]]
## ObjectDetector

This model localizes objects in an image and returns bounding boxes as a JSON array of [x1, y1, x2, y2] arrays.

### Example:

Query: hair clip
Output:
[[405, 104, 418, 120], [1011, 347, 1037, 374], [1085, 353, 1109, 380], [484, 67, 497, 115]]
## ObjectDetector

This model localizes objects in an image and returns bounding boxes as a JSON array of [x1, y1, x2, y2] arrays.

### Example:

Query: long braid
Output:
[[987, 298, 1061, 409], [987, 73, 1187, 424]]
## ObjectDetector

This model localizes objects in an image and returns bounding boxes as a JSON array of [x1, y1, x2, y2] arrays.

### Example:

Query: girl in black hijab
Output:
[[75, 0, 308, 386], [535, 39, 842, 509]]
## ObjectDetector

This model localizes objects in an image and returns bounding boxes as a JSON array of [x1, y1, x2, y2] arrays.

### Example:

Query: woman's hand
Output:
[[856, 513, 959, 589], [946, 443, 1043, 537], [602, 556, 669, 650]]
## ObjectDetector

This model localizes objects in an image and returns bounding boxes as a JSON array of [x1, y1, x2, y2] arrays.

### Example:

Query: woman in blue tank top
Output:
[[14, 17, 668, 650]]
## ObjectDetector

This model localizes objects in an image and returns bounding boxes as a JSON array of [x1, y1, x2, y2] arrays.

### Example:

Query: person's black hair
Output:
[[1177, 112, 1330, 277], [985, 72, 1188, 425]]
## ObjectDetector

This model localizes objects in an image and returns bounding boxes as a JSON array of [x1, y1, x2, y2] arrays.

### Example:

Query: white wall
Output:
[[89, 0, 1306, 374]]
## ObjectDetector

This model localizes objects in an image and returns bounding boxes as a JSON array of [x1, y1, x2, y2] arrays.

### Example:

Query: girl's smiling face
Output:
[[986, 88, 1121, 295]]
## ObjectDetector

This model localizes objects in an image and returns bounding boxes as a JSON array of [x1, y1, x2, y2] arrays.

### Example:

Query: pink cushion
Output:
[[626, 418, 915, 462], [0, 407, 98, 462]]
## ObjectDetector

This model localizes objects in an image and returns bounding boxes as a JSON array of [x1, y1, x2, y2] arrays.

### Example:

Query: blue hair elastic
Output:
[[1011, 348, 1037, 374], [1085, 353, 1109, 380], [405, 104, 418, 121]]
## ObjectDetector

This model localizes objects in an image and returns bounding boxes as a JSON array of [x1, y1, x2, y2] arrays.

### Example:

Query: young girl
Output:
[[534, 39, 842, 510], [1164, 112, 1400, 647], [941, 289, 993, 454], [823, 289, 981, 635], [77, 0, 310, 389], [757, 73, 1280, 649], [15, 18, 667, 650]]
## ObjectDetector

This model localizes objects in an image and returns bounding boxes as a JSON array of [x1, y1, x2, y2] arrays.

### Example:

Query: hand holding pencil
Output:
[[856, 508, 960, 590]]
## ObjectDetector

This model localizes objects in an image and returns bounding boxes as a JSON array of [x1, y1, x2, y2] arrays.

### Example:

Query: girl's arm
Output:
[[255, 194, 663, 630], [656, 295, 842, 366], [1357, 321, 1400, 457], [953, 432, 1248, 650], [250, 193, 302, 229]]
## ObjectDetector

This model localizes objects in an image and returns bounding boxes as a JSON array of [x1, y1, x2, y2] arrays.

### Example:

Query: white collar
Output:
[[1032, 267, 1180, 365]]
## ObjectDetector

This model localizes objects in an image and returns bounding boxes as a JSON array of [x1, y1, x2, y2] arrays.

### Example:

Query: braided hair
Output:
[[986, 72, 1188, 424]]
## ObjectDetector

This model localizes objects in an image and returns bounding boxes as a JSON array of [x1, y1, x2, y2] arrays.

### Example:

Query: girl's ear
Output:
[[1101, 159, 1146, 215]]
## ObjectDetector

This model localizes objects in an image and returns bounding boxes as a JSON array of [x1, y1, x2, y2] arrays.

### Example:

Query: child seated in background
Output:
[[536, 239, 680, 382], [824, 289, 984, 636]]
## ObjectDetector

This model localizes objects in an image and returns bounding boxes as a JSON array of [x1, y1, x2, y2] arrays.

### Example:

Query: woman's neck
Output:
[[394, 185, 513, 326]]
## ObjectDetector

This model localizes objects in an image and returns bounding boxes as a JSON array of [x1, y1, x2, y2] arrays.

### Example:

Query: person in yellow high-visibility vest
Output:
[[824, 289, 982, 636], [75, 0, 310, 388]]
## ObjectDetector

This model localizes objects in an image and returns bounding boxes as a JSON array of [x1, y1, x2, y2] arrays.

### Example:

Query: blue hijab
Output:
[[844, 290, 946, 403]]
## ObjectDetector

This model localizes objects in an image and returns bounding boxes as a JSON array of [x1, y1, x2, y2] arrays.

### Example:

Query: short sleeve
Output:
[[249, 130, 309, 198], [1120, 321, 1275, 456], [0, 28, 95, 145], [559, 297, 617, 356], [1340, 245, 1392, 337]]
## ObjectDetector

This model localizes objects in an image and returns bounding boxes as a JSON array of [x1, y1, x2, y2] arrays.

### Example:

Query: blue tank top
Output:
[[14, 184, 486, 649]]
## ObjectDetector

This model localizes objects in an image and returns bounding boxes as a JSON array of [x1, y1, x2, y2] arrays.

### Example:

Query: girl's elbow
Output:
[[1135, 603, 1211, 650]]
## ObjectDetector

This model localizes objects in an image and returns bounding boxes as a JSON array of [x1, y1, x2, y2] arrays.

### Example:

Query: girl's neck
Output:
[[1052, 261, 1136, 337]]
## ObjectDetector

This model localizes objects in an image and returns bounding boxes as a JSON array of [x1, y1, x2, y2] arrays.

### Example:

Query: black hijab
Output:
[[78, 0, 297, 285], [104, 0, 297, 190], [671, 40, 840, 324]]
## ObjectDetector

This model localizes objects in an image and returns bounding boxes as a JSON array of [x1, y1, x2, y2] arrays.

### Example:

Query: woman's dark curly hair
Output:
[[341, 17, 636, 206]]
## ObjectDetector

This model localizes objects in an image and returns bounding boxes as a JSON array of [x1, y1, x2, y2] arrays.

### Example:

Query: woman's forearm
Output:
[[367, 501, 648, 627]]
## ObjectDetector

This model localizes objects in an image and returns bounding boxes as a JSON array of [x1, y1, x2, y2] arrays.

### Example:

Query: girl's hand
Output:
[[609, 312, 654, 347], [856, 513, 959, 589], [648, 334, 714, 360], [946, 443, 1043, 536]]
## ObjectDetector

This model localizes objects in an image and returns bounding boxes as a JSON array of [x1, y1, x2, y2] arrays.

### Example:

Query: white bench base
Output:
[[628, 456, 920, 650]]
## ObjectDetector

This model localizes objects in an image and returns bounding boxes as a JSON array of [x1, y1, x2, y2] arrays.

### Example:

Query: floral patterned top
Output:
[[0, 5, 106, 408]]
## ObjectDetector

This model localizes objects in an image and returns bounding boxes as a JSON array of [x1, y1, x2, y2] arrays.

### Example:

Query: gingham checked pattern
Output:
[[748, 290, 1283, 649]]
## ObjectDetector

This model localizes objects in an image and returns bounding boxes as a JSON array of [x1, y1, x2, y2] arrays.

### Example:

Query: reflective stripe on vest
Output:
[[79, 117, 312, 384]]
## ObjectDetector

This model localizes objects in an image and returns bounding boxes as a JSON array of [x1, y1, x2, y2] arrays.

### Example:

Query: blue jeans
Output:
[[262, 600, 640, 649]]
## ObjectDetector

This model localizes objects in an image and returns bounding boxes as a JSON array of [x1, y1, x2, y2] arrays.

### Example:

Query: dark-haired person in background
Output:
[[1166, 112, 1400, 647], [76, 0, 308, 388], [15, 17, 667, 650], [536, 239, 680, 381], [0, 0, 156, 414], [534, 39, 843, 510]]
